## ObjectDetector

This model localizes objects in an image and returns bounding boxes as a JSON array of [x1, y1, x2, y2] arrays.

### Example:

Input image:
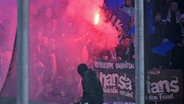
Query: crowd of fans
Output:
[[29, 0, 136, 103], [96, 0, 135, 62], [3, 0, 184, 103], [0, 1, 136, 102], [29, 1, 81, 103], [4, 0, 184, 103], [26, 0, 184, 102], [145, 0, 184, 70]]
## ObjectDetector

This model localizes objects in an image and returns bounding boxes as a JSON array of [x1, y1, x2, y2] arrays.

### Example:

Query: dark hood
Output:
[[77, 63, 88, 77]]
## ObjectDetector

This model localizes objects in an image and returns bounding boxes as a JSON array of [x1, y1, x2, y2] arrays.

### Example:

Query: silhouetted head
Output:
[[124, 0, 133, 7], [180, 13, 184, 23], [169, 0, 178, 11], [153, 11, 162, 23], [77, 63, 88, 77]]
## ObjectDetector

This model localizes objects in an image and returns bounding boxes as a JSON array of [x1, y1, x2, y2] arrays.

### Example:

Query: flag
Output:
[[128, 25, 135, 35], [151, 41, 175, 56]]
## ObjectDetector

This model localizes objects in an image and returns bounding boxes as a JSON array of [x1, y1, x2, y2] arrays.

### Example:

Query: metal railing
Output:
[[135, 0, 145, 104], [17, 0, 29, 104]]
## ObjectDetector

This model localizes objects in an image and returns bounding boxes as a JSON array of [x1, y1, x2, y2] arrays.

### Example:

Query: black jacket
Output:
[[81, 69, 103, 104]]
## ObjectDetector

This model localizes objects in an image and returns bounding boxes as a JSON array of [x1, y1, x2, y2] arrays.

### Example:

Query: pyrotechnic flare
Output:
[[94, 12, 100, 25]]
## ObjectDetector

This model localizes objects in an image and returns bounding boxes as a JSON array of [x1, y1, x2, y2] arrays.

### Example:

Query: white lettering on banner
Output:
[[147, 76, 179, 94], [94, 61, 135, 70], [100, 72, 132, 90], [146, 76, 180, 100], [113, 102, 135, 104], [94, 61, 114, 69], [115, 62, 134, 69], [100, 72, 134, 98], [103, 87, 118, 93], [119, 90, 133, 98], [158, 93, 174, 100], [148, 95, 158, 100]]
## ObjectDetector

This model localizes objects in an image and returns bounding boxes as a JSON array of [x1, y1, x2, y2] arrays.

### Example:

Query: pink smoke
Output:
[[28, 0, 120, 102], [66, 0, 119, 51]]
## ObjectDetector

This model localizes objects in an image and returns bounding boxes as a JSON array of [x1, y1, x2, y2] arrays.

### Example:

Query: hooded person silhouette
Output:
[[76, 63, 103, 104]]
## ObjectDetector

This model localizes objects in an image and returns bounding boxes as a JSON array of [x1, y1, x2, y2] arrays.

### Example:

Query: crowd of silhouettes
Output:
[[0, 0, 136, 103], [145, 0, 184, 70]]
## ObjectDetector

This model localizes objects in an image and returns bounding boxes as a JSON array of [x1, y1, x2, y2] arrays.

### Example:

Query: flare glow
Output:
[[94, 12, 100, 25]]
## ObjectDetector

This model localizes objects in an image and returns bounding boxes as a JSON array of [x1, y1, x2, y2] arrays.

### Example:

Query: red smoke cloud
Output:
[[0, 0, 120, 102], [28, 0, 119, 101], [66, 0, 119, 52]]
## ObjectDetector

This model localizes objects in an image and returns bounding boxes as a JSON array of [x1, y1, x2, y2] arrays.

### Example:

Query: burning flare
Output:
[[94, 12, 100, 25]]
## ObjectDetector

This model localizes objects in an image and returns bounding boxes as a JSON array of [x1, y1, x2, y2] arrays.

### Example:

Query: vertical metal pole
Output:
[[17, 0, 29, 104], [135, 0, 145, 104]]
